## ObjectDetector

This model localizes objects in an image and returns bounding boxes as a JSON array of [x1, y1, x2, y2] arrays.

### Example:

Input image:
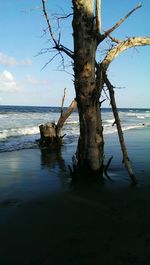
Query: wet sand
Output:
[[0, 128, 150, 264]]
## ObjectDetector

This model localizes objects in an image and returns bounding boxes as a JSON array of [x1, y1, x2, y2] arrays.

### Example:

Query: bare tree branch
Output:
[[96, 0, 101, 33], [97, 3, 142, 44], [61, 88, 66, 116], [42, 0, 74, 59], [104, 73, 137, 183], [58, 45, 74, 59], [56, 13, 73, 24], [105, 3, 142, 36], [36, 47, 55, 56], [41, 52, 59, 70], [108, 34, 121, 44], [56, 99, 77, 138], [101, 36, 150, 71], [42, 0, 58, 47]]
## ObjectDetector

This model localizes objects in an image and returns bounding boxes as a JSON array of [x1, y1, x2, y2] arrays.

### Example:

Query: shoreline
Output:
[[0, 127, 150, 203], [0, 127, 150, 264]]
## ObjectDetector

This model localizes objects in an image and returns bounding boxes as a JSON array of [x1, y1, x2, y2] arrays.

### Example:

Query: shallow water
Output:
[[0, 148, 71, 203], [0, 105, 150, 204], [0, 127, 149, 207], [0, 105, 150, 152]]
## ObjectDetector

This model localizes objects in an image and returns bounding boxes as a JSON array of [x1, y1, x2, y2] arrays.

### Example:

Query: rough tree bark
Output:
[[41, 0, 150, 182], [72, 0, 104, 177]]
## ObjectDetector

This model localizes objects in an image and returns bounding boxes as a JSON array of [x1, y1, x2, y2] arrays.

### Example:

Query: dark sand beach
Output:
[[0, 128, 150, 265]]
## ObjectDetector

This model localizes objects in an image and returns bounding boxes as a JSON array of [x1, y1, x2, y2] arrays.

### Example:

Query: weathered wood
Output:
[[41, 0, 150, 182], [39, 98, 77, 147], [56, 99, 77, 138], [101, 37, 150, 72], [104, 74, 137, 184], [61, 88, 66, 116], [104, 3, 141, 37], [40, 122, 56, 138], [72, 0, 104, 177], [96, 0, 101, 33], [39, 122, 57, 147]]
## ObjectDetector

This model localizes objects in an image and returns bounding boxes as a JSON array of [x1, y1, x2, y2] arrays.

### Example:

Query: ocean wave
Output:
[[0, 136, 38, 152], [126, 113, 137, 117], [0, 114, 9, 118], [123, 124, 145, 132], [104, 123, 147, 134], [0, 105, 150, 153], [137, 116, 145, 119], [65, 121, 79, 125], [104, 127, 117, 134], [126, 113, 150, 119], [104, 119, 115, 124], [0, 123, 148, 152], [0, 126, 39, 139]]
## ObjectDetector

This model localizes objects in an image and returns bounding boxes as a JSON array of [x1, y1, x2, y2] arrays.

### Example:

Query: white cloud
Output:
[[0, 70, 21, 92], [0, 53, 17, 67], [0, 52, 32, 67]]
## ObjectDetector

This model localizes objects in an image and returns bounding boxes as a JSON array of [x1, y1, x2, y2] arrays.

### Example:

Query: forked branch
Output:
[[42, 0, 74, 59], [104, 3, 142, 36], [101, 37, 150, 71], [97, 3, 142, 44], [42, 0, 57, 47]]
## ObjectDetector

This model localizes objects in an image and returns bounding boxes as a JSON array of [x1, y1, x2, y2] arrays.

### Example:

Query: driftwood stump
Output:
[[39, 122, 59, 147], [38, 98, 77, 148]]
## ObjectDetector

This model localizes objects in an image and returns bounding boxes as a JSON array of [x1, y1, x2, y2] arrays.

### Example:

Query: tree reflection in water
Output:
[[40, 145, 70, 186]]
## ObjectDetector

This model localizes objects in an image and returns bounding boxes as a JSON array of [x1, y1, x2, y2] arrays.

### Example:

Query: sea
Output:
[[0, 105, 150, 153], [0, 105, 150, 205]]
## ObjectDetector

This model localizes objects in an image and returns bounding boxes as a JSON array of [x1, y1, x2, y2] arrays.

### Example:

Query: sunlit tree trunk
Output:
[[41, 0, 150, 182], [72, 0, 104, 177]]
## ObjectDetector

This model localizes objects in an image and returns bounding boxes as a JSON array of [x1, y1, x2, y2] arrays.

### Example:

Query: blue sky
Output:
[[0, 0, 149, 108]]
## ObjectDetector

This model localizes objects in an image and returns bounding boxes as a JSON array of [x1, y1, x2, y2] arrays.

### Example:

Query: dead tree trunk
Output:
[[39, 98, 77, 147], [39, 122, 57, 147], [72, 0, 104, 178], [41, 0, 150, 182]]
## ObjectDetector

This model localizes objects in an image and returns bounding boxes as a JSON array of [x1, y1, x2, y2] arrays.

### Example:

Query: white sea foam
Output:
[[123, 124, 144, 132], [126, 113, 137, 117], [0, 114, 9, 119], [103, 127, 117, 134], [65, 121, 79, 125], [0, 106, 150, 152], [0, 126, 39, 139], [104, 123, 146, 134], [105, 119, 115, 124], [137, 116, 145, 119]]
